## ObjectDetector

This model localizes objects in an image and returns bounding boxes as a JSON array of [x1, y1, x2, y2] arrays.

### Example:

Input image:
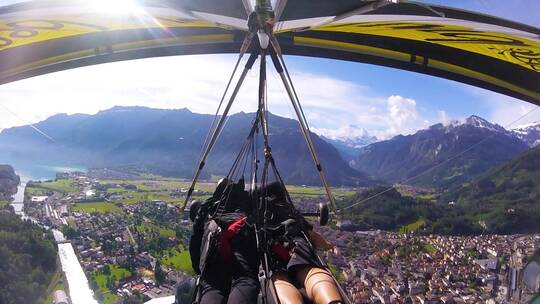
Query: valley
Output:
[[4, 168, 539, 304], [1, 109, 540, 303]]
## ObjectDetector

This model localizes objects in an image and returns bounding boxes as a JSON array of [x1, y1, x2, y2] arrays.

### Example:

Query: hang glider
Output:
[[0, 0, 539, 105]]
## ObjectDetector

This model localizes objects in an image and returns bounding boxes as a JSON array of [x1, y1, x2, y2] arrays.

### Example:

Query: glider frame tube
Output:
[[268, 46, 339, 215], [183, 51, 258, 209]]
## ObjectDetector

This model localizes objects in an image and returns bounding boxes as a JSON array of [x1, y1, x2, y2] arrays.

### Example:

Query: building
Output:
[[31, 195, 48, 202], [53, 290, 68, 304]]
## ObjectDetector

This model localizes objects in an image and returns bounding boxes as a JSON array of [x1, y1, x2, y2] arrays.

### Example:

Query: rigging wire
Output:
[[228, 114, 260, 179], [341, 105, 540, 211], [197, 52, 245, 168], [271, 50, 338, 214], [0, 103, 57, 143], [277, 53, 311, 133], [182, 51, 259, 209]]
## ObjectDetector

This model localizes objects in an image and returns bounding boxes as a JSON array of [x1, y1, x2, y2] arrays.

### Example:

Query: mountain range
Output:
[[321, 133, 378, 161], [512, 121, 540, 147], [1, 107, 538, 190], [350, 116, 535, 188], [339, 137, 540, 235], [0, 107, 370, 186]]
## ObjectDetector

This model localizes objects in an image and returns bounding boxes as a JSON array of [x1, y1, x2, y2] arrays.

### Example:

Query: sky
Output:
[[0, 0, 539, 140]]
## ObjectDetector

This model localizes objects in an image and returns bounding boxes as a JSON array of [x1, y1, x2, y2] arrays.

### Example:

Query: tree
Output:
[[62, 226, 80, 239], [154, 261, 166, 286], [89, 276, 98, 291], [124, 295, 143, 304], [0, 212, 57, 304], [103, 264, 111, 275]]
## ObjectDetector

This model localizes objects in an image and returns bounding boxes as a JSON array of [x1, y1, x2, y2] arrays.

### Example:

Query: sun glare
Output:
[[85, 0, 142, 15]]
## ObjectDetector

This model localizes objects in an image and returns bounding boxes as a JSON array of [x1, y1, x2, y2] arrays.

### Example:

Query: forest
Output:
[[339, 184, 540, 235], [0, 211, 57, 304]]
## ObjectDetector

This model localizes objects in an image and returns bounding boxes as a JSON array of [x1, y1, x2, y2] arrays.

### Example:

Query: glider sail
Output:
[[0, 0, 539, 104]]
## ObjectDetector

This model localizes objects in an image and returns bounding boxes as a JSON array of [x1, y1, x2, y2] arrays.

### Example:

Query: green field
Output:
[[92, 265, 131, 304], [162, 249, 194, 275], [399, 217, 426, 234], [135, 223, 176, 238], [102, 179, 215, 192], [72, 202, 122, 213], [101, 178, 354, 207], [416, 193, 438, 202], [159, 227, 176, 238], [25, 186, 49, 197], [103, 180, 212, 206], [106, 188, 183, 205], [109, 191, 156, 205], [327, 263, 345, 284], [34, 180, 78, 194], [423, 242, 437, 254], [106, 187, 128, 194], [287, 185, 356, 199], [0, 200, 8, 208], [103, 178, 357, 198]]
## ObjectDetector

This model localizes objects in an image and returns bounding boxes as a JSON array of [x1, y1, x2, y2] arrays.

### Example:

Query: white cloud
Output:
[[0, 55, 357, 127], [0, 54, 434, 140], [385, 95, 429, 137]]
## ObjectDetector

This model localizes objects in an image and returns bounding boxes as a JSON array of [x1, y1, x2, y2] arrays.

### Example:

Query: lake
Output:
[[8, 161, 86, 202]]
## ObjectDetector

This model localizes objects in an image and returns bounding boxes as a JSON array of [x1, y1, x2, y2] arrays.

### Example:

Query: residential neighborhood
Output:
[[16, 172, 540, 303]]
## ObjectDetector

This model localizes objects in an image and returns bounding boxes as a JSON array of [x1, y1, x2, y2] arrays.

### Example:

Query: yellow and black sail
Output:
[[0, 0, 538, 104]]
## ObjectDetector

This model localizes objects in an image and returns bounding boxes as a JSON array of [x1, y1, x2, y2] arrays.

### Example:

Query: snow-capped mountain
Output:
[[444, 115, 508, 134], [323, 134, 379, 149], [352, 115, 529, 188], [316, 126, 378, 160], [512, 121, 540, 147]]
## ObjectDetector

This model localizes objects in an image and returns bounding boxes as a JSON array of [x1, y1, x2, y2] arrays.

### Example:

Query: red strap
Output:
[[271, 242, 291, 262], [219, 216, 247, 261], [228, 216, 248, 235]]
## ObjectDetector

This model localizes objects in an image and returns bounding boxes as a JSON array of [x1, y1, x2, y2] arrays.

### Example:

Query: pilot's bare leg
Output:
[[296, 266, 342, 304], [271, 272, 303, 304]]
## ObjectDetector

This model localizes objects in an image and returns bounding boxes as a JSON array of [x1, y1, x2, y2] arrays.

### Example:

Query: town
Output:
[[21, 171, 540, 304]]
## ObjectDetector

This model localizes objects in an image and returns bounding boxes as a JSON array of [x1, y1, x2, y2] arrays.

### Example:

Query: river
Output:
[[8, 163, 97, 304]]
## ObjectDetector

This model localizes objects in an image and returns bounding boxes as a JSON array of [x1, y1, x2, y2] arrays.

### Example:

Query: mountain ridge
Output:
[[351, 115, 529, 189], [0, 107, 371, 186], [512, 120, 540, 147], [0, 165, 19, 202], [320, 134, 378, 161], [440, 144, 540, 233]]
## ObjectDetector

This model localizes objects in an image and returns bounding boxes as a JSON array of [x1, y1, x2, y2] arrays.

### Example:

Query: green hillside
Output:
[[342, 143, 540, 235], [0, 212, 57, 304], [338, 186, 481, 235], [0, 165, 19, 201], [441, 145, 540, 233]]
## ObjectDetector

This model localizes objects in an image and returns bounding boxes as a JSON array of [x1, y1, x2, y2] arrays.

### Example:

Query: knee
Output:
[[303, 268, 342, 304], [272, 274, 303, 304]]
